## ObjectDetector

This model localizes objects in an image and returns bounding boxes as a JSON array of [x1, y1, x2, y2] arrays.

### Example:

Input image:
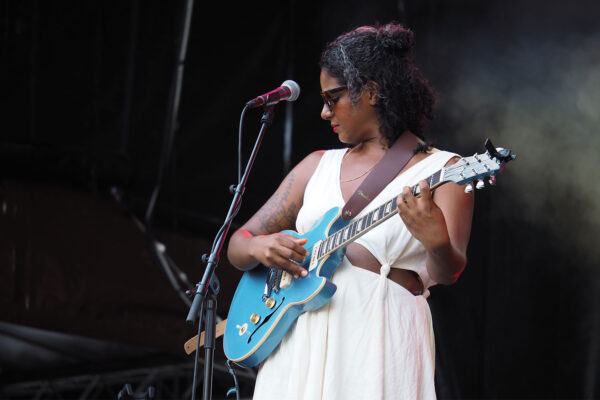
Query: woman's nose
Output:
[[321, 103, 333, 120]]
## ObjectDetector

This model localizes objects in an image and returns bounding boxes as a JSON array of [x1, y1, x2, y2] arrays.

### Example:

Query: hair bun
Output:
[[376, 23, 415, 54]]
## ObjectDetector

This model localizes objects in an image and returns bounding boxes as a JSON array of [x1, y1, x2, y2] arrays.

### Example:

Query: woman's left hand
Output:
[[396, 177, 473, 285], [396, 180, 451, 252]]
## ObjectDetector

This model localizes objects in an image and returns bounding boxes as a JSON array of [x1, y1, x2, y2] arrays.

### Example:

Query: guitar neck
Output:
[[316, 168, 446, 260]]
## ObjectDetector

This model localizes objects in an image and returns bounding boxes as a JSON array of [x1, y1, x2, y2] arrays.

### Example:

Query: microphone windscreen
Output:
[[281, 80, 301, 101]]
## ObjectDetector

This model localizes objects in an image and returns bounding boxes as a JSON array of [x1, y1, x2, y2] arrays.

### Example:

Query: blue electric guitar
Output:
[[224, 139, 515, 367]]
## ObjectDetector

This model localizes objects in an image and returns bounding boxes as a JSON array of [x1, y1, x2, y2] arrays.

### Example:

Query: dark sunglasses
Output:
[[320, 86, 347, 109]]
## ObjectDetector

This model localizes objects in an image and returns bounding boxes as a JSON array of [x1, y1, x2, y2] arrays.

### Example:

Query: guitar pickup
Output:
[[279, 271, 293, 289]]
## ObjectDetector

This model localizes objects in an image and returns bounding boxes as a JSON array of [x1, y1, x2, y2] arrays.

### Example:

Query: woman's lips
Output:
[[332, 124, 339, 133]]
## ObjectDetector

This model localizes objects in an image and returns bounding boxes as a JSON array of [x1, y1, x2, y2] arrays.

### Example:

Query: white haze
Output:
[[441, 33, 600, 263]]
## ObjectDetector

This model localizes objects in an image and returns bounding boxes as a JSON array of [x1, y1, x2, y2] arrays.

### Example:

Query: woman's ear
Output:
[[365, 81, 379, 105]]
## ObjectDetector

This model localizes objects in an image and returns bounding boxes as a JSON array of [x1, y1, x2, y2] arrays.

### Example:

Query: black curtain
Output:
[[2, 0, 599, 398]]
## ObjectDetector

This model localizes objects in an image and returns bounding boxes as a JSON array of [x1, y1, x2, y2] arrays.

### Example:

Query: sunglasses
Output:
[[320, 86, 347, 109]]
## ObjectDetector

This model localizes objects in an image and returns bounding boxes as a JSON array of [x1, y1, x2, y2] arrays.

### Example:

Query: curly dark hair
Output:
[[319, 23, 436, 146]]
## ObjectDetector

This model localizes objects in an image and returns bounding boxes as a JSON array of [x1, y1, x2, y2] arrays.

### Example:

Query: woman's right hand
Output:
[[249, 233, 309, 279]]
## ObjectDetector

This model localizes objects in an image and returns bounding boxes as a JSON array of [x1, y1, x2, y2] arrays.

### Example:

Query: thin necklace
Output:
[[340, 146, 386, 183]]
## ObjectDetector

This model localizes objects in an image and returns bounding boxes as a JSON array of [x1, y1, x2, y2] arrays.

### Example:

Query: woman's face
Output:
[[319, 69, 380, 145]]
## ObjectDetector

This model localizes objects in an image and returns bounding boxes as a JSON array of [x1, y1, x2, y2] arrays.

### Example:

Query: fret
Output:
[[364, 211, 373, 227], [378, 203, 386, 218], [324, 236, 333, 253], [349, 221, 358, 238], [328, 233, 336, 250], [374, 206, 381, 220], [342, 226, 351, 241], [328, 235, 336, 251], [412, 183, 420, 196], [336, 230, 344, 246], [334, 230, 343, 247], [411, 170, 443, 197], [384, 199, 394, 215], [430, 170, 441, 187], [360, 216, 368, 231], [355, 217, 364, 234], [371, 208, 380, 225], [379, 203, 386, 218], [335, 229, 347, 249], [341, 226, 351, 247], [318, 240, 325, 258]]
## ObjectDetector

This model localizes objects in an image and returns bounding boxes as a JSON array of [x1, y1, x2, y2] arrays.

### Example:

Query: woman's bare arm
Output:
[[227, 151, 324, 278], [397, 157, 474, 284]]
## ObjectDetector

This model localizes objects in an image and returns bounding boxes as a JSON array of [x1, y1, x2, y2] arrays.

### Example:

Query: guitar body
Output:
[[224, 206, 348, 367]]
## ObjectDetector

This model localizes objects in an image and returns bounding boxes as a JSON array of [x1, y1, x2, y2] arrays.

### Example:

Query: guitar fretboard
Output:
[[316, 169, 443, 259]]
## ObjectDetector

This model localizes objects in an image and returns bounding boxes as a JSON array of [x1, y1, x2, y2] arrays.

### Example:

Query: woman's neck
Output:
[[349, 135, 387, 156]]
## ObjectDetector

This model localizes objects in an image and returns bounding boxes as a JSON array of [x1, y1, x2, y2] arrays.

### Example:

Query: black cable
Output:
[[209, 104, 249, 257], [238, 105, 248, 183], [225, 360, 240, 400]]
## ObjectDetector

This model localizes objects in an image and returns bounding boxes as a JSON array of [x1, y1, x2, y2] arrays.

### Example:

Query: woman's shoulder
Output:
[[295, 148, 345, 172], [423, 147, 461, 164], [287, 150, 326, 185], [290, 148, 345, 187], [296, 150, 325, 171]]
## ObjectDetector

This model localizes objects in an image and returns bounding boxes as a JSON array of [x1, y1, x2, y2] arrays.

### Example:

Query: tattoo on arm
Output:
[[253, 172, 299, 233]]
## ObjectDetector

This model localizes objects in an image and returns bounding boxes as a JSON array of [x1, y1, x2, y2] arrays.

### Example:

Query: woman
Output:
[[227, 22, 473, 399]]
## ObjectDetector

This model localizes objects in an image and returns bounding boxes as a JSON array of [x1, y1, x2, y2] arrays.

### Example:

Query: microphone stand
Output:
[[186, 104, 276, 400]]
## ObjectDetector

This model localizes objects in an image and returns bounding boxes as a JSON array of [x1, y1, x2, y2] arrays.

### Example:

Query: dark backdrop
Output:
[[2, 0, 599, 398]]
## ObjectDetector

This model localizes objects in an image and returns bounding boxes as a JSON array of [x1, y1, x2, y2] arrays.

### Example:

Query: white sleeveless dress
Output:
[[252, 148, 458, 400]]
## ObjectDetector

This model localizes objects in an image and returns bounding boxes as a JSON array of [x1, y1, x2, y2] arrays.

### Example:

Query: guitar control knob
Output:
[[250, 313, 261, 324], [265, 298, 276, 309], [476, 179, 485, 190], [489, 176, 496, 186], [464, 183, 474, 194]]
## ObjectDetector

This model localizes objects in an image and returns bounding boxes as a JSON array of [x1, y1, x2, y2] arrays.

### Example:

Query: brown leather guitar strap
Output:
[[341, 131, 421, 220]]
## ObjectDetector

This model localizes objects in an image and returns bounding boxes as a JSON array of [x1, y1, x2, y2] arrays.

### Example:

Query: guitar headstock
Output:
[[444, 139, 516, 192]]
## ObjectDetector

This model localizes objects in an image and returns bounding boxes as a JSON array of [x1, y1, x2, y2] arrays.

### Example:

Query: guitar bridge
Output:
[[263, 268, 277, 300], [272, 270, 282, 293]]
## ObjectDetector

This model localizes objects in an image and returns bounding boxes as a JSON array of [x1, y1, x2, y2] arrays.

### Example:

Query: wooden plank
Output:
[[184, 319, 227, 355]]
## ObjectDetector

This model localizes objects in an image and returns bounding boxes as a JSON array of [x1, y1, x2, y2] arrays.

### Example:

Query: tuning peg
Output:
[[488, 175, 496, 186], [476, 179, 485, 190], [464, 183, 474, 193]]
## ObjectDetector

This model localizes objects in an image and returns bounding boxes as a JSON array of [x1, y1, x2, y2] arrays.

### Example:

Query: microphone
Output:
[[246, 80, 301, 109]]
